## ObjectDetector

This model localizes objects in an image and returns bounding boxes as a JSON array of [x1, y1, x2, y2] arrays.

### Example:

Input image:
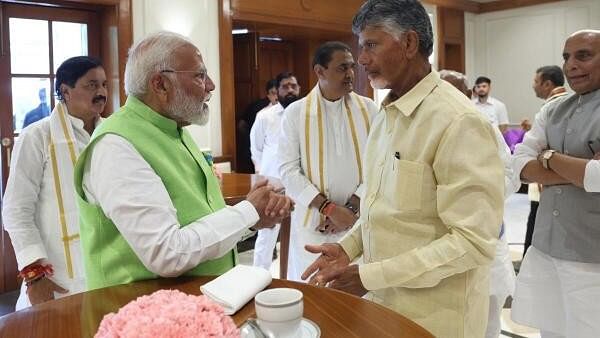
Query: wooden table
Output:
[[0, 277, 433, 337], [220, 173, 291, 279]]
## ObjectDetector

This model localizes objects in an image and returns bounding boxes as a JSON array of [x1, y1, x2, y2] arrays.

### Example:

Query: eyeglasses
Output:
[[160, 69, 208, 82]]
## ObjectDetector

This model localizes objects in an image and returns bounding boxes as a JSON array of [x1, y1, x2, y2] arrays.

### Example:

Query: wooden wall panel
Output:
[[231, 0, 365, 32], [437, 7, 465, 73], [219, 0, 237, 169]]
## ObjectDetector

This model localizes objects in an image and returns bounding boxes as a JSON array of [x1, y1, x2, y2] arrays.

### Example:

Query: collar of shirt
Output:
[[381, 69, 440, 118], [473, 96, 496, 106], [547, 86, 567, 102], [124, 96, 180, 138], [578, 88, 600, 105], [66, 109, 102, 135]]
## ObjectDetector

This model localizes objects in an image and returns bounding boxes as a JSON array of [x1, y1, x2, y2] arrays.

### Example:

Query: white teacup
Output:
[[255, 288, 303, 338]]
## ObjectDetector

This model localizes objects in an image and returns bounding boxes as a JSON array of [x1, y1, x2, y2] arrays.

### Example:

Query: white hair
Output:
[[439, 69, 469, 88], [124, 31, 194, 97]]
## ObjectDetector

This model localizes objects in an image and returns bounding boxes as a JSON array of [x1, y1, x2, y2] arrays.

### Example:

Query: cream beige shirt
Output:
[[339, 70, 504, 338]]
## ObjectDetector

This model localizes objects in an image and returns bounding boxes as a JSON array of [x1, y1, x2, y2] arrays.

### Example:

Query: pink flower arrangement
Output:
[[95, 289, 240, 338]]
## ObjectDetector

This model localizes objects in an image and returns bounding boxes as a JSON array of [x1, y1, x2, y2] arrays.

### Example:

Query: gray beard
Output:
[[166, 86, 210, 126]]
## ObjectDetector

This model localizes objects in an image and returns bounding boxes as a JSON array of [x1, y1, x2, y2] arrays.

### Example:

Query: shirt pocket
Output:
[[384, 159, 424, 211]]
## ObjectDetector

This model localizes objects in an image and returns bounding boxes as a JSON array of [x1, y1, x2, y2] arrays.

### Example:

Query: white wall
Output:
[[465, 0, 600, 123], [132, 0, 222, 155]]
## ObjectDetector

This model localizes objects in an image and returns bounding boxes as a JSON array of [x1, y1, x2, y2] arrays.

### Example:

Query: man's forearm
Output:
[[547, 153, 587, 188], [309, 193, 327, 209], [521, 160, 569, 185]]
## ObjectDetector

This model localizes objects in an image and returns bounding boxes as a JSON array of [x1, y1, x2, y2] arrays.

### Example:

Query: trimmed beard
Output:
[[369, 77, 390, 90], [279, 94, 299, 108], [165, 83, 210, 126]]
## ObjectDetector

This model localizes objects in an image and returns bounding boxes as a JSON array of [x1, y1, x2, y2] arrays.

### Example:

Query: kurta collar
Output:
[[382, 69, 440, 117], [125, 96, 180, 137], [64, 104, 102, 134]]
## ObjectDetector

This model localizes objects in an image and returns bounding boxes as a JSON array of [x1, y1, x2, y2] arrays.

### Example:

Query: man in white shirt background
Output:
[[250, 71, 301, 270], [278, 41, 378, 281], [523, 65, 568, 258], [3, 56, 107, 309], [473, 76, 510, 133]]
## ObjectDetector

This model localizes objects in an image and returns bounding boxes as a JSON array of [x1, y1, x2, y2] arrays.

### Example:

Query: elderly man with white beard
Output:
[[73, 31, 293, 290]]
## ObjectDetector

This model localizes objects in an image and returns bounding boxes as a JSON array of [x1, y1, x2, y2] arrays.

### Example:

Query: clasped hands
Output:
[[246, 179, 294, 229], [300, 243, 367, 297]]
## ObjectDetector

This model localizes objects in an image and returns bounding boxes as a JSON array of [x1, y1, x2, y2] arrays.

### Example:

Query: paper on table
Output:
[[200, 265, 272, 315]]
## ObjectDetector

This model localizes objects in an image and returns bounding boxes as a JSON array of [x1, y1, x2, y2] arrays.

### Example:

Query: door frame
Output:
[[0, 0, 131, 294]]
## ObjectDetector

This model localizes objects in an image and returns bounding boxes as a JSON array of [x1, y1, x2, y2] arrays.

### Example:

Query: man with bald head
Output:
[[73, 31, 293, 290], [511, 30, 600, 338]]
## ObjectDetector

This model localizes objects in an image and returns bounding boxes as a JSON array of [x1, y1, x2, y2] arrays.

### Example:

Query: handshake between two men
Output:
[[245, 179, 294, 230]]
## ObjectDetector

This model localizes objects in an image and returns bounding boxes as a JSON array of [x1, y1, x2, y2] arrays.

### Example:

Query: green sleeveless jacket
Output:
[[74, 96, 235, 290]]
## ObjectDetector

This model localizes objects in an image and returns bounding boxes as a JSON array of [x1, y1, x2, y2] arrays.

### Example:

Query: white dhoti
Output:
[[279, 86, 376, 281], [486, 233, 515, 338], [511, 246, 600, 338], [253, 224, 280, 270]]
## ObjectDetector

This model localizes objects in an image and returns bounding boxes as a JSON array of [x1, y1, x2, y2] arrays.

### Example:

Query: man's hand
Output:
[[246, 180, 293, 229], [27, 277, 68, 305], [329, 264, 368, 297], [327, 206, 358, 232], [301, 243, 350, 286]]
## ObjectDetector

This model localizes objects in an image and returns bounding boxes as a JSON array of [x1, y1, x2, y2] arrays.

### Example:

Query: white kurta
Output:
[[3, 110, 93, 310], [278, 86, 377, 281], [81, 134, 260, 277], [250, 103, 284, 269]]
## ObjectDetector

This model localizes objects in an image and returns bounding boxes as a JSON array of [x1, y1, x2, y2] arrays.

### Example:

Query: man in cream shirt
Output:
[[302, 1, 504, 337]]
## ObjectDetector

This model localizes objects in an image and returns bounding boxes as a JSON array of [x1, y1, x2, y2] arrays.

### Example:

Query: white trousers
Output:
[[252, 224, 280, 270], [486, 234, 516, 338], [511, 246, 600, 338]]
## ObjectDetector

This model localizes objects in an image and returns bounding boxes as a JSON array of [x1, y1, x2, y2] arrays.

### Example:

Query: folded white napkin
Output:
[[200, 265, 272, 315]]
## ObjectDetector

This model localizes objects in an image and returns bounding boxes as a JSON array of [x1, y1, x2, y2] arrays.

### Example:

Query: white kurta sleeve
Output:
[[2, 125, 49, 269], [512, 105, 549, 182], [250, 111, 266, 170], [278, 102, 320, 208], [493, 127, 520, 197], [583, 160, 600, 192], [82, 134, 260, 277], [496, 101, 509, 125]]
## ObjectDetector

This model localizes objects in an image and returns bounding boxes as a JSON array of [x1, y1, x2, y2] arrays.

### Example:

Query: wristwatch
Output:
[[541, 149, 556, 169]]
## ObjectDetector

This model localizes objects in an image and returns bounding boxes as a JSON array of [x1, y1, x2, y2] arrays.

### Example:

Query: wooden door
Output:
[[0, 2, 100, 293]]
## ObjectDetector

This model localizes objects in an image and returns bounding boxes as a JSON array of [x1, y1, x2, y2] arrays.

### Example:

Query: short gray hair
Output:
[[352, 0, 433, 58], [124, 31, 194, 97], [439, 69, 468, 87]]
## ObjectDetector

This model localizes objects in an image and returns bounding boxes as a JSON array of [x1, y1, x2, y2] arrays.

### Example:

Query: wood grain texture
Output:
[[479, 0, 565, 13], [0, 277, 434, 338]]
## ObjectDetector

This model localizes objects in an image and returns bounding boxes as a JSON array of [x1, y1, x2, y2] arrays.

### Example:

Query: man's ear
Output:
[[60, 84, 70, 102], [314, 64, 325, 79], [404, 30, 420, 59], [150, 73, 170, 102]]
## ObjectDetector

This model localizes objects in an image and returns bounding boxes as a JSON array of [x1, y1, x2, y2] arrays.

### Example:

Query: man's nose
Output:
[[206, 75, 216, 91]]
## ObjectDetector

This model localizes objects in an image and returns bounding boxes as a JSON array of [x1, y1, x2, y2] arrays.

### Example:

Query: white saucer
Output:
[[240, 318, 321, 338]]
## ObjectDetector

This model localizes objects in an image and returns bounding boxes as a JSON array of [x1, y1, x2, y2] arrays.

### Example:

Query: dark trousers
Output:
[[523, 200, 539, 257]]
